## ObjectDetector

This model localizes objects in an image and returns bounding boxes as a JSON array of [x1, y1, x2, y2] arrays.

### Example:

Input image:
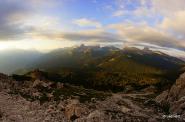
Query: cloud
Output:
[[0, 0, 62, 40], [114, 0, 185, 16], [108, 0, 185, 51], [0, 1, 30, 40], [112, 0, 185, 19], [73, 18, 102, 28], [113, 10, 125, 17], [151, 0, 185, 16], [33, 28, 124, 44], [111, 0, 156, 19], [160, 11, 185, 39], [109, 22, 185, 51], [60, 29, 122, 42]]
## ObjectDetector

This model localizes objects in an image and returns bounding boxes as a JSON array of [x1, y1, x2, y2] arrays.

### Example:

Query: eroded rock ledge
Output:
[[155, 72, 185, 119]]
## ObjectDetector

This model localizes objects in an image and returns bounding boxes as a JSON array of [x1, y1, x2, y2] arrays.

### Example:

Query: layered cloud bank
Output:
[[0, 0, 185, 57]]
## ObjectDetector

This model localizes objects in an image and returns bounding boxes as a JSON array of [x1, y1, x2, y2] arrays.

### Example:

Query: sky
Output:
[[0, 0, 185, 58]]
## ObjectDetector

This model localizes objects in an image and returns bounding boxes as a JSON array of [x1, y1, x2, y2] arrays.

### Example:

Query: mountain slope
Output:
[[19, 46, 185, 91]]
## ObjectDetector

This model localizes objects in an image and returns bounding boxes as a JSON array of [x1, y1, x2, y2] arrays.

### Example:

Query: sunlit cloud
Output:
[[113, 10, 125, 17], [73, 18, 102, 28], [160, 11, 185, 39], [109, 22, 185, 51]]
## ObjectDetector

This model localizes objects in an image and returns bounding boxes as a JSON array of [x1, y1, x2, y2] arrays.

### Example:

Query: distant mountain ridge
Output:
[[30, 46, 184, 71], [0, 46, 184, 91], [11, 45, 185, 92]]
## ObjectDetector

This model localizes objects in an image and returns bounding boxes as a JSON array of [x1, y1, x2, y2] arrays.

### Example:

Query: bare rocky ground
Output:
[[0, 73, 185, 122]]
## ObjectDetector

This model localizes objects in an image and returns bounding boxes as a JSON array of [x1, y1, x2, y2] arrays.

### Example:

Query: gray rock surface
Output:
[[1, 73, 185, 122], [155, 72, 185, 121]]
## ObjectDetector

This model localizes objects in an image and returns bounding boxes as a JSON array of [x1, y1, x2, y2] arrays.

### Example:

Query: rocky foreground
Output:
[[0, 72, 185, 122]]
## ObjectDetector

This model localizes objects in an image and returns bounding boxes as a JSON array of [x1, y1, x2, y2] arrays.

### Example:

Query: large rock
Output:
[[167, 73, 185, 104], [155, 72, 185, 119], [64, 99, 89, 121], [155, 90, 169, 105]]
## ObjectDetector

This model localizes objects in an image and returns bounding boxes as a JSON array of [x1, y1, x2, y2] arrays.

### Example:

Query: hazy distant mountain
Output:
[[0, 49, 42, 74]]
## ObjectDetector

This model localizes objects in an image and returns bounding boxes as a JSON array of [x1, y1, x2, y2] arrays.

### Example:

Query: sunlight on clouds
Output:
[[160, 11, 185, 38], [0, 40, 76, 52], [109, 22, 185, 50], [0, 0, 185, 58], [8, 14, 61, 31], [152, 0, 185, 15], [113, 10, 125, 17], [73, 18, 102, 28]]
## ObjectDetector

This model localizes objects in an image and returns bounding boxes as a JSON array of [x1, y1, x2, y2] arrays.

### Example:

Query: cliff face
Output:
[[168, 73, 185, 102], [155, 72, 185, 117]]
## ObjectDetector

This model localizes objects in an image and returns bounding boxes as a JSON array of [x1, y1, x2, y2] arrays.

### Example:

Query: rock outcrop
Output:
[[155, 72, 185, 119]]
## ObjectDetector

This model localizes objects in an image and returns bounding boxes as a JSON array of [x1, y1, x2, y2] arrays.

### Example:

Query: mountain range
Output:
[[6, 45, 184, 91]]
